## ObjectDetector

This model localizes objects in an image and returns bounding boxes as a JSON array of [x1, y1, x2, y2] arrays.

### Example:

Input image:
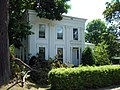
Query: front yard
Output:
[[1, 81, 120, 90]]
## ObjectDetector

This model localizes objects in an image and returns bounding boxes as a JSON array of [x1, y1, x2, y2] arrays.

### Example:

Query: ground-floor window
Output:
[[57, 48, 63, 62], [39, 47, 45, 60]]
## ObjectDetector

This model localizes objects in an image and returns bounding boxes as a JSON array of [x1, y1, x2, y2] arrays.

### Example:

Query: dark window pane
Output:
[[39, 47, 45, 60], [73, 28, 78, 40], [57, 48, 63, 62]]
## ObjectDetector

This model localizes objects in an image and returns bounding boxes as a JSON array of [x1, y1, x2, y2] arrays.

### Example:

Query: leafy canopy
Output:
[[103, 0, 120, 38], [85, 19, 107, 45], [101, 33, 120, 58], [94, 42, 110, 66], [103, 0, 120, 23], [9, 0, 70, 48]]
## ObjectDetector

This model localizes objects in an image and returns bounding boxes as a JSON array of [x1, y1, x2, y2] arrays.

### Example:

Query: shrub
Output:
[[48, 65, 120, 90], [94, 42, 111, 66], [81, 47, 95, 66]]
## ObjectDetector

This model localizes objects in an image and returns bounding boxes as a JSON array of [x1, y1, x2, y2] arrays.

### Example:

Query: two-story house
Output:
[[15, 10, 87, 66]]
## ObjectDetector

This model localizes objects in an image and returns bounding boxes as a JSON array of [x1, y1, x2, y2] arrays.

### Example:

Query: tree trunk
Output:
[[0, 0, 10, 86]]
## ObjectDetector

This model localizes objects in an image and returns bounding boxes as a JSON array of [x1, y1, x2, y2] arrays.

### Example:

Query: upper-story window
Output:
[[39, 24, 45, 38], [73, 28, 78, 40], [56, 26, 63, 39]]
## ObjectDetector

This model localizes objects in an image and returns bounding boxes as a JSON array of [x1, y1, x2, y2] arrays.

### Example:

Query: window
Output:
[[57, 48, 63, 62], [56, 26, 63, 39], [39, 24, 45, 38], [73, 28, 78, 40], [39, 47, 45, 60]]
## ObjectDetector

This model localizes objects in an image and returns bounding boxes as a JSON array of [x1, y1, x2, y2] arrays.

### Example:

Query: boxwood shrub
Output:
[[48, 65, 120, 90]]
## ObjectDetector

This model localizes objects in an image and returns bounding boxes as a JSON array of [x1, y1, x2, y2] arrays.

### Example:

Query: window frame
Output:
[[73, 28, 78, 40], [56, 26, 63, 40], [57, 48, 63, 62], [39, 24, 46, 38], [39, 47, 45, 60]]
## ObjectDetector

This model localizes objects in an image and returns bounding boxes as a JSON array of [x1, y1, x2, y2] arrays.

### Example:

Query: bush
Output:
[[94, 42, 111, 66], [48, 65, 120, 90], [81, 47, 95, 66]]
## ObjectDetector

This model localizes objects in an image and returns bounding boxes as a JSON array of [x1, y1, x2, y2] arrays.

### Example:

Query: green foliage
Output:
[[103, 0, 120, 23], [29, 55, 68, 85], [102, 0, 120, 58], [103, 0, 120, 37], [85, 19, 120, 60], [85, 19, 107, 45], [101, 33, 120, 58], [29, 61, 51, 85], [48, 65, 120, 90], [9, 0, 34, 48], [35, 0, 71, 20], [10, 60, 26, 80], [9, 0, 70, 48], [94, 42, 111, 66], [81, 47, 95, 66], [9, 45, 15, 55]]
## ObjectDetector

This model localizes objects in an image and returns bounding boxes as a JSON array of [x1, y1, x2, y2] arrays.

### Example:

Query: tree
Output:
[[101, 33, 120, 58], [103, 0, 120, 23], [94, 42, 110, 66], [0, 0, 70, 85], [85, 19, 107, 45], [103, 0, 120, 37], [0, 0, 10, 85], [9, 0, 70, 48], [81, 47, 95, 66]]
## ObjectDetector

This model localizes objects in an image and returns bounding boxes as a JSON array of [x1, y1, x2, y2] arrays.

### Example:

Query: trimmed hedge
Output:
[[48, 65, 120, 90]]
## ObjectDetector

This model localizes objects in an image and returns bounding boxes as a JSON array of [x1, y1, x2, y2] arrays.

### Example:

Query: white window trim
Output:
[[36, 23, 48, 40]]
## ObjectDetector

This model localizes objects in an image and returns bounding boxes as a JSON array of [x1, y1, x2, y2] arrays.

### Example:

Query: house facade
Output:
[[15, 10, 87, 66]]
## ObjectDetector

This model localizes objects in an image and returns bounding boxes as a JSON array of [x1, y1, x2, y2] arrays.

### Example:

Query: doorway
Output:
[[72, 47, 79, 66]]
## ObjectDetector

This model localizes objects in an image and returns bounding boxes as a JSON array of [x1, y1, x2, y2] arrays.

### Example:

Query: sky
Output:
[[65, 0, 112, 23]]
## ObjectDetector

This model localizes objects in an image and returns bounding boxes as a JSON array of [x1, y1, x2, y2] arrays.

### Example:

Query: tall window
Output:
[[57, 48, 63, 62], [56, 26, 63, 39], [39, 47, 45, 60], [73, 28, 78, 40], [39, 24, 45, 38]]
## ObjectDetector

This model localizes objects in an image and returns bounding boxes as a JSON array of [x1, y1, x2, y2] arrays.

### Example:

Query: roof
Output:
[[27, 10, 87, 22]]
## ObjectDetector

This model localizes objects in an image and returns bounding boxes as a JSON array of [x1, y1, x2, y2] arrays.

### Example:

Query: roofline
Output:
[[62, 15, 87, 22], [27, 10, 87, 22]]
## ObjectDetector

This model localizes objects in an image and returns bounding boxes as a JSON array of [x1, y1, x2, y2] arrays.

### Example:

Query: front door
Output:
[[72, 48, 79, 66]]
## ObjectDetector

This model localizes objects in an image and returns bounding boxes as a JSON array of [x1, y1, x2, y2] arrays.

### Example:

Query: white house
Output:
[[15, 10, 87, 66]]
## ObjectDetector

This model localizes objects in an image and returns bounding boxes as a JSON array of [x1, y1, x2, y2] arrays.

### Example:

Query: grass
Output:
[[1, 80, 120, 90]]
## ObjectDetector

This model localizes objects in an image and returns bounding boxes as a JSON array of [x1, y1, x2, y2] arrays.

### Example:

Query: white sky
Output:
[[65, 0, 112, 23]]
